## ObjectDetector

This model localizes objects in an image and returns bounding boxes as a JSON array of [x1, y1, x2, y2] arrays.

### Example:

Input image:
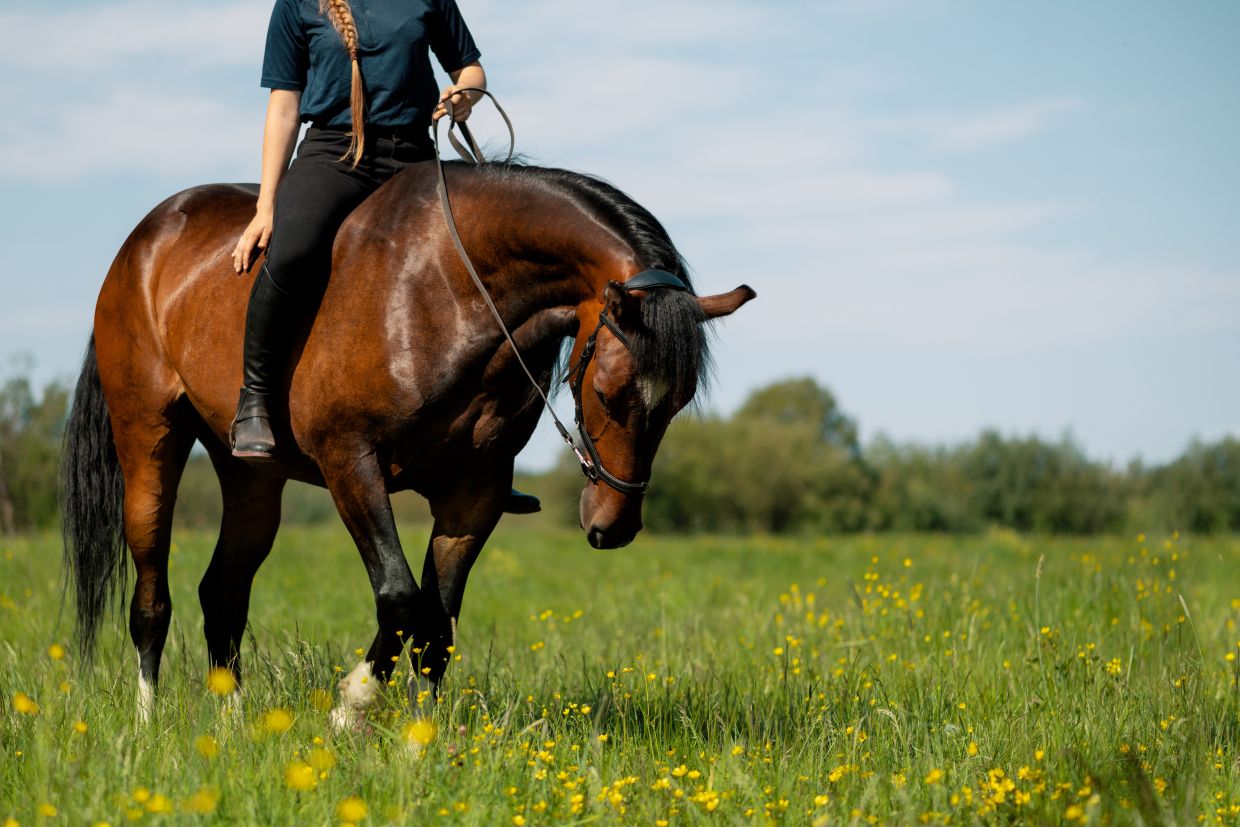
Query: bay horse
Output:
[[59, 158, 754, 724]]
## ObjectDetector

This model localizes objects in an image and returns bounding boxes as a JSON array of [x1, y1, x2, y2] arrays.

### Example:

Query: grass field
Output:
[[2, 521, 1238, 825]]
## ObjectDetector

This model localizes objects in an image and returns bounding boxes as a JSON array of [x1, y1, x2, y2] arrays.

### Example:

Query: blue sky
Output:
[[1, 0, 1236, 470]]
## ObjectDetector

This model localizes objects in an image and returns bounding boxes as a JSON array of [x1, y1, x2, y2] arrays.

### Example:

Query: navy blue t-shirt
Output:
[[261, 0, 481, 132]]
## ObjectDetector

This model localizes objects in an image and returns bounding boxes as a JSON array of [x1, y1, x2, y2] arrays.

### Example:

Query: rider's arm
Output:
[[232, 89, 301, 273], [434, 61, 486, 122]]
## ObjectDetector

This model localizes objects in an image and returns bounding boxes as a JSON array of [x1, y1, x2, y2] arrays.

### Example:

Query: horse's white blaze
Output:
[[638, 377, 669, 410], [330, 661, 379, 732], [136, 662, 154, 723]]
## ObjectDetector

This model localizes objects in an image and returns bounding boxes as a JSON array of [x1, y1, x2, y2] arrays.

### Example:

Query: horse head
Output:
[[572, 274, 756, 548]]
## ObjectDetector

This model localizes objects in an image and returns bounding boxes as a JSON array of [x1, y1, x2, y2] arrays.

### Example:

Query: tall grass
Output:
[[2, 525, 1237, 824]]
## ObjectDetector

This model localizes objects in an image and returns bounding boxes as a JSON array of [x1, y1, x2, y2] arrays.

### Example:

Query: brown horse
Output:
[[60, 159, 754, 723]]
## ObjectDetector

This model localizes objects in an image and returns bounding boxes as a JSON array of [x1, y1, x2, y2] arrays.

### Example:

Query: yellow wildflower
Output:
[[145, 794, 173, 814], [337, 797, 368, 821], [38, 804, 57, 817], [403, 718, 437, 746], [924, 768, 943, 785], [185, 787, 218, 814], [309, 689, 333, 712], [512, 817, 526, 826], [205, 667, 236, 696], [13, 692, 39, 716], [308, 747, 336, 772], [194, 734, 219, 759], [284, 760, 317, 792], [261, 708, 294, 735], [47, 644, 66, 661]]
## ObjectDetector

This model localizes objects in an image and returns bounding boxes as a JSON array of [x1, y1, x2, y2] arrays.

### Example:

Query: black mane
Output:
[[464, 161, 713, 404]]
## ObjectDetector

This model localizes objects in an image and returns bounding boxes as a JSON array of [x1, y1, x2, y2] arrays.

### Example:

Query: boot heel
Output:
[[230, 388, 276, 460]]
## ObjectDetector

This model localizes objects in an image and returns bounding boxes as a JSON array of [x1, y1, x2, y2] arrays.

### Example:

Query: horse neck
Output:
[[465, 179, 639, 327]]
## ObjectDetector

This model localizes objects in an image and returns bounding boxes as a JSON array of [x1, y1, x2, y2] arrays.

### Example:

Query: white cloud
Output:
[[0, 90, 259, 181], [0, 2, 266, 71], [728, 246, 1240, 353], [3, 0, 1235, 404], [870, 98, 1087, 152]]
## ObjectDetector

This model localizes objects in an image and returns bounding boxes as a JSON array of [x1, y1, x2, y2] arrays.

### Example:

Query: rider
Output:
[[230, 0, 538, 512]]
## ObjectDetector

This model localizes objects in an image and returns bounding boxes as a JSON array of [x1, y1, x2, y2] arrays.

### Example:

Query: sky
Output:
[[0, 0, 1236, 471]]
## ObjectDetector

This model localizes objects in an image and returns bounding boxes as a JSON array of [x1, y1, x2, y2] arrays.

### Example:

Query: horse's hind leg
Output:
[[197, 445, 286, 683], [110, 402, 196, 722]]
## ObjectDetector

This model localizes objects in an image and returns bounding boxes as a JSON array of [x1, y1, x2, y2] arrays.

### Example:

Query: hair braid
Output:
[[320, 0, 365, 167]]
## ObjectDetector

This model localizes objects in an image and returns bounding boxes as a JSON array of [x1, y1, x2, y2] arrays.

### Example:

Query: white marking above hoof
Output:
[[330, 661, 379, 732], [136, 664, 154, 724]]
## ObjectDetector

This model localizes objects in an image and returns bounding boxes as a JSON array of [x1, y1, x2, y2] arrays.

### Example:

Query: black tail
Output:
[[59, 334, 126, 660]]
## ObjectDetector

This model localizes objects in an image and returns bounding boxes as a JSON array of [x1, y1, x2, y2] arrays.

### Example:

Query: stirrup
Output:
[[504, 488, 541, 515], [230, 388, 276, 460]]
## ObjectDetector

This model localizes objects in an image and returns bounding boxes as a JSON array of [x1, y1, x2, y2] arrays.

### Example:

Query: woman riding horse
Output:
[[229, 0, 536, 512], [61, 0, 754, 726]]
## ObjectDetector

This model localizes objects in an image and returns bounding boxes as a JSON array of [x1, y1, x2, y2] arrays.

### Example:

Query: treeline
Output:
[[541, 378, 1240, 536], [2, 370, 1237, 535]]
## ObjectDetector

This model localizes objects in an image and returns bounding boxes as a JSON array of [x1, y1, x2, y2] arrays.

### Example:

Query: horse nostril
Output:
[[587, 527, 606, 549]]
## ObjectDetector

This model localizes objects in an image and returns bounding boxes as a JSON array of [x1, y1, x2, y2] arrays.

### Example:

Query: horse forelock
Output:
[[632, 289, 712, 408]]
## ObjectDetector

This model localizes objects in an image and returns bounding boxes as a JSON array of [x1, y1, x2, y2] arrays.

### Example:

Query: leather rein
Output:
[[432, 89, 688, 496]]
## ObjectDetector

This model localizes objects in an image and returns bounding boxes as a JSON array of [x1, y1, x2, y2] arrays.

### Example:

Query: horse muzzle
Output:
[[580, 485, 642, 549]]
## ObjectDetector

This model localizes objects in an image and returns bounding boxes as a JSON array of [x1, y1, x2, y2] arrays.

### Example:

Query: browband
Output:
[[624, 269, 688, 292]]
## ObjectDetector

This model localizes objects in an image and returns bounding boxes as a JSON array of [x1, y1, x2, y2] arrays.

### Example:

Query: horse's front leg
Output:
[[406, 480, 507, 711], [320, 446, 419, 730]]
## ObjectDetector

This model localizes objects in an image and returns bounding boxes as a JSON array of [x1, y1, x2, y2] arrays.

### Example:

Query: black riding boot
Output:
[[231, 266, 294, 460], [505, 488, 541, 514]]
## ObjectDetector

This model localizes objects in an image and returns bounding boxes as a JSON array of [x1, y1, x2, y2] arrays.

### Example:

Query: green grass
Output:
[[2, 523, 1238, 825]]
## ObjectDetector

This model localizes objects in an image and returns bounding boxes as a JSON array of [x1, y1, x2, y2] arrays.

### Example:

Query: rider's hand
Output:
[[433, 85, 473, 123], [232, 206, 273, 273]]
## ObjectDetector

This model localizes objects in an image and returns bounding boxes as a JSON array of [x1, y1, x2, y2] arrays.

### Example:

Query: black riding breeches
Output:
[[264, 126, 433, 294]]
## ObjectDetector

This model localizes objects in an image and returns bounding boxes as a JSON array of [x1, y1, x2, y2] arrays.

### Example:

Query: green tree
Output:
[[643, 378, 873, 534], [961, 430, 1127, 534], [1145, 438, 1240, 533], [736, 377, 860, 455], [865, 438, 978, 532], [0, 373, 69, 532]]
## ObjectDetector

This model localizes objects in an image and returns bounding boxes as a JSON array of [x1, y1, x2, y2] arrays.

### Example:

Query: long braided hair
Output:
[[320, 0, 366, 166]]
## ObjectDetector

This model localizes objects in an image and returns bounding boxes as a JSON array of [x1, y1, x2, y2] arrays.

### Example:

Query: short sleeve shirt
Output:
[[261, 0, 481, 132]]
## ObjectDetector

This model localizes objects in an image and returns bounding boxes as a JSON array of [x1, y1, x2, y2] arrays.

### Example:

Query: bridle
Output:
[[432, 91, 688, 495], [562, 269, 688, 494]]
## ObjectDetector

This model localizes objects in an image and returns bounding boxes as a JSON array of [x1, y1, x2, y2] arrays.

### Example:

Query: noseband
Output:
[[431, 95, 687, 496]]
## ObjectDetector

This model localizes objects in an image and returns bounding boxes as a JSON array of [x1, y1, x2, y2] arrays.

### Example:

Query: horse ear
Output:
[[603, 280, 641, 325], [697, 285, 757, 320]]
